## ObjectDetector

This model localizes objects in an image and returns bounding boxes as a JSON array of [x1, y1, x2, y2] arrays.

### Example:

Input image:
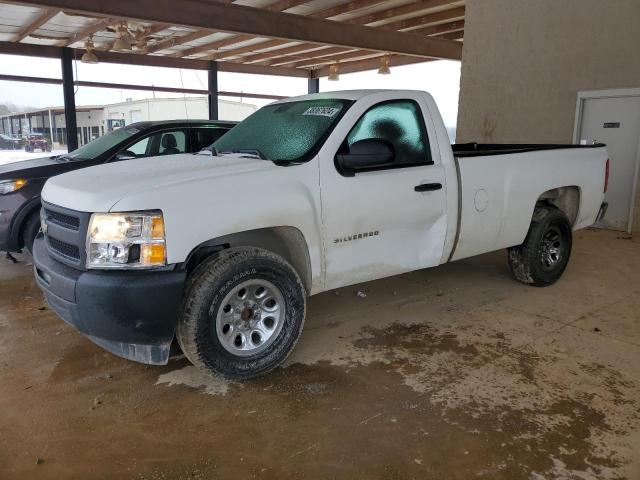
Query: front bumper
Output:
[[32, 235, 186, 365]]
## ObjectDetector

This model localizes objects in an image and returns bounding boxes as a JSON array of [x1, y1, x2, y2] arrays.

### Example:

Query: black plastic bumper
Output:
[[32, 235, 186, 365]]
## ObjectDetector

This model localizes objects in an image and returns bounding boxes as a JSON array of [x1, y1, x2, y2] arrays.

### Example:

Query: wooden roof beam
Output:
[[210, 0, 464, 63], [245, 7, 466, 66], [268, 20, 465, 67], [13, 0, 463, 59], [146, 29, 215, 54], [175, 0, 311, 58], [289, 50, 382, 69], [313, 54, 434, 77], [178, 0, 401, 59], [145, 0, 236, 54], [383, 7, 466, 32], [269, 46, 357, 66], [14, 8, 59, 42], [347, 0, 463, 27], [0, 40, 311, 77], [60, 17, 116, 46]]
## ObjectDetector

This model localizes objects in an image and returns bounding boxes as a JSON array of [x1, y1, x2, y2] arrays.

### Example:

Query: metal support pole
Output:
[[208, 61, 219, 121], [48, 109, 55, 145], [308, 77, 320, 94], [51, 112, 57, 145], [61, 47, 78, 151]]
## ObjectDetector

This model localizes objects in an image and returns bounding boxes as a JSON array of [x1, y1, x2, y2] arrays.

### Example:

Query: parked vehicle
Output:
[[24, 133, 51, 153], [33, 90, 609, 379], [0, 120, 235, 254], [0, 133, 24, 150]]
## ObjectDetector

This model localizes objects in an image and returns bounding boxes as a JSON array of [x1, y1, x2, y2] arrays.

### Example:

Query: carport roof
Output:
[[0, 0, 465, 78]]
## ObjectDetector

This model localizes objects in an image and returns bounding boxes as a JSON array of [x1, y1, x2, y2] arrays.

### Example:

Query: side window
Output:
[[346, 100, 432, 167], [117, 129, 188, 160], [194, 127, 226, 151], [159, 131, 187, 155], [127, 137, 150, 156]]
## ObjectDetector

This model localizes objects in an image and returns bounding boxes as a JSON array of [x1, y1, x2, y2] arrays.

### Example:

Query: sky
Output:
[[0, 53, 461, 127]]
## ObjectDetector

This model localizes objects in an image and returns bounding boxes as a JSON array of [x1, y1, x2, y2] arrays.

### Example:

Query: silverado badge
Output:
[[334, 231, 379, 243]]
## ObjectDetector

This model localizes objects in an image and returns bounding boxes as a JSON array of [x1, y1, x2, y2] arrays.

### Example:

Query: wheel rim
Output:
[[215, 279, 285, 357], [539, 225, 564, 271]]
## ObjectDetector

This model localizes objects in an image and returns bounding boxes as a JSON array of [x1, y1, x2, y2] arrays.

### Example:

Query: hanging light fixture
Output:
[[81, 36, 99, 64], [328, 63, 340, 81], [113, 22, 132, 51], [378, 55, 391, 75], [134, 36, 148, 52]]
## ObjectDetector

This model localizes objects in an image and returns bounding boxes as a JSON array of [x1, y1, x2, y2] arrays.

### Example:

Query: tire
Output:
[[507, 204, 572, 287], [176, 247, 307, 379], [22, 211, 42, 255]]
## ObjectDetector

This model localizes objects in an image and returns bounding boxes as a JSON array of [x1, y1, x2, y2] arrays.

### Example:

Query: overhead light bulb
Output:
[[378, 55, 391, 75], [328, 63, 339, 81], [113, 36, 132, 51], [113, 22, 132, 51], [81, 37, 99, 64]]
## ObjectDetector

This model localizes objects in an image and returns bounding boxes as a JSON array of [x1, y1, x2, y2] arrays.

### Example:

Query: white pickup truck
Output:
[[33, 90, 609, 379]]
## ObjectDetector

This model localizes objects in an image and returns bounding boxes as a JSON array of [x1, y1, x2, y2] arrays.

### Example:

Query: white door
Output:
[[130, 110, 143, 123], [577, 93, 640, 231], [320, 99, 448, 290]]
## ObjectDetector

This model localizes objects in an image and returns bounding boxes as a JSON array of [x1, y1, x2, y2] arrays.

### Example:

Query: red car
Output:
[[24, 134, 51, 153]]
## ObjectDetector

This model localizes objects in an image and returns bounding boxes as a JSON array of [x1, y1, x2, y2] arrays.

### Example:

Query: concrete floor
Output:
[[0, 229, 639, 480]]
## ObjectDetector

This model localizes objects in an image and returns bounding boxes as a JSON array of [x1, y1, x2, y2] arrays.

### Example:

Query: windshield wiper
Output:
[[218, 149, 266, 160]]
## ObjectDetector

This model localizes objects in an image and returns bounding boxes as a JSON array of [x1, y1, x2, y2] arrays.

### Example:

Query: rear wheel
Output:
[[507, 205, 572, 287], [176, 247, 306, 379]]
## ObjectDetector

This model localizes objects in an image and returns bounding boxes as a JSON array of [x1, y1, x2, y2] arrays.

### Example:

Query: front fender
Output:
[[110, 160, 325, 293]]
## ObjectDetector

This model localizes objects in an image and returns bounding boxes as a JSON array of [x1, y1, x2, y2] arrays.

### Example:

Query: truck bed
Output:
[[452, 143, 606, 157], [448, 144, 607, 262]]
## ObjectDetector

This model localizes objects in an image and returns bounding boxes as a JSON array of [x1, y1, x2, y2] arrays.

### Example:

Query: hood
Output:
[[42, 152, 278, 212], [0, 155, 93, 180]]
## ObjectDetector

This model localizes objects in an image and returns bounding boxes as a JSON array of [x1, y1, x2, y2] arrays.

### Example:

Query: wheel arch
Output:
[[183, 226, 313, 293], [536, 186, 581, 226], [10, 196, 42, 250]]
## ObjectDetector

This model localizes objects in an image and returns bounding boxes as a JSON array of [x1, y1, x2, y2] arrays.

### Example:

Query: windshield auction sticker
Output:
[[302, 106, 341, 117]]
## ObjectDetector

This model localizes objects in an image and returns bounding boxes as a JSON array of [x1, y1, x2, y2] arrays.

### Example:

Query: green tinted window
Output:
[[213, 99, 350, 162], [348, 100, 431, 166], [65, 126, 141, 160]]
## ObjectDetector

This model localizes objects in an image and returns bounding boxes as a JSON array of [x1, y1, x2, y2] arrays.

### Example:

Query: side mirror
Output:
[[114, 151, 136, 161], [336, 139, 394, 173]]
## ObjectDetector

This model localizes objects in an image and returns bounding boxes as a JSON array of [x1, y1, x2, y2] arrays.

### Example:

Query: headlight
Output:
[[0, 179, 27, 195], [87, 211, 166, 269]]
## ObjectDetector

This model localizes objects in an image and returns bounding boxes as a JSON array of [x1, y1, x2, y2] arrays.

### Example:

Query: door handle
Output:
[[414, 182, 442, 192]]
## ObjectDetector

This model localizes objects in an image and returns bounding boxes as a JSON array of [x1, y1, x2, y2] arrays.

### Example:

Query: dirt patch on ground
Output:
[[1, 230, 639, 479]]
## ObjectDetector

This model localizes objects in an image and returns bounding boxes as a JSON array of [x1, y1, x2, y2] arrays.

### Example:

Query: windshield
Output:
[[212, 99, 351, 162], [62, 126, 142, 161]]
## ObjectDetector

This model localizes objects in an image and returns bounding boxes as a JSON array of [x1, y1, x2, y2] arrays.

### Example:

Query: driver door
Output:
[[319, 99, 448, 290]]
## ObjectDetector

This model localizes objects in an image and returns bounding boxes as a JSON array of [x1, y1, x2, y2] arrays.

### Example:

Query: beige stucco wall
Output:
[[456, 0, 640, 235]]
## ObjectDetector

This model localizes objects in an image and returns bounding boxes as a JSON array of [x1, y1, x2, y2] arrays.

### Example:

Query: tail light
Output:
[[604, 159, 610, 193]]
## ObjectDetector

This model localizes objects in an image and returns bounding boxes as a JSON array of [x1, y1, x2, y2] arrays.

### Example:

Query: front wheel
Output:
[[507, 205, 572, 287], [22, 211, 42, 255], [177, 247, 306, 379]]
